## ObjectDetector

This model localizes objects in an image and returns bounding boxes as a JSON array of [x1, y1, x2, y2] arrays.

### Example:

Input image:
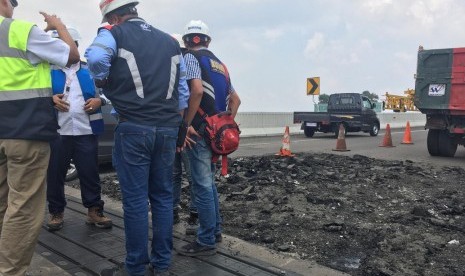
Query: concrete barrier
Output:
[[378, 112, 425, 129], [236, 112, 426, 137]]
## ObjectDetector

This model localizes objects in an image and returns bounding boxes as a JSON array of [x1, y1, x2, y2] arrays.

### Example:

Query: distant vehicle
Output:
[[294, 93, 380, 138], [65, 104, 117, 181], [414, 47, 465, 157]]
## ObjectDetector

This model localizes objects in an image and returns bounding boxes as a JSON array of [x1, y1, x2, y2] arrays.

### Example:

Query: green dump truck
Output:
[[414, 47, 465, 157]]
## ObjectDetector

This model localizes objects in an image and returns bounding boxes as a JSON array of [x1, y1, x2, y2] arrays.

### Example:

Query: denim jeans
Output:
[[172, 150, 196, 212], [47, 135, 102, 214], [186, 136, 222, 247], [112, 121, 177, 275]]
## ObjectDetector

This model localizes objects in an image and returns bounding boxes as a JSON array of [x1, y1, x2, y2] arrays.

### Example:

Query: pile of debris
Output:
[[95, 153, 465, 275]]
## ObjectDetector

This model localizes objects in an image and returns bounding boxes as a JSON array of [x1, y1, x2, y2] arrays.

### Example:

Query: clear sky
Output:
[[13, 0, 465, 112]]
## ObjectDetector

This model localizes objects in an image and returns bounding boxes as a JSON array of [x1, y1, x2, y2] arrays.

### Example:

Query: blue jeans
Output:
[[112, 122, 177, 275], [186, 136, 222, 247], [172, 151, 196, 212]]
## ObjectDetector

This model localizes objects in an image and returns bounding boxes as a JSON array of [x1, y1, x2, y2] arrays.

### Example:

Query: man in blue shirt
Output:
[[85, 1, 189, 275]]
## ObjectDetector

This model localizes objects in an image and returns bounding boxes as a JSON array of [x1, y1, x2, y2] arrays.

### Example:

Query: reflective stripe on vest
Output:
[[0, 17, 57, 141], [0, 17, 52, 98]]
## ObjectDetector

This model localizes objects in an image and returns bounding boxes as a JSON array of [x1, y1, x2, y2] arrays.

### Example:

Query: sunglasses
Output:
[[10, 0, 18, 7]]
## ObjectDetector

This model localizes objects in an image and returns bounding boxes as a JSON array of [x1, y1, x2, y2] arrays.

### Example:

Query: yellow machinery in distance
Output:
[[383, 89, 418, 112]]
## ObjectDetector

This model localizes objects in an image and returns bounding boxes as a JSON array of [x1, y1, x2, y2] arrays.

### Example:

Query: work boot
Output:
[[177, 241, 216, 257], [185, 211, 198, 236], [46, 212, 64, 232], [100, 265, 129, 276], [148, 264, 172, 276], [86, 206, 113, 229]]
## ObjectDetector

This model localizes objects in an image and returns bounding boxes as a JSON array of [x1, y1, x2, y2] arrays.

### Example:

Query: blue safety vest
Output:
[[51, 62, 104, 135], [187, 49, 232, 130], [101, 18, 182, 127]]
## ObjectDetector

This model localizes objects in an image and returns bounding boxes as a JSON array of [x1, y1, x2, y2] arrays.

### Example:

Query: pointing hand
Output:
[[39, 11, 65, 32]]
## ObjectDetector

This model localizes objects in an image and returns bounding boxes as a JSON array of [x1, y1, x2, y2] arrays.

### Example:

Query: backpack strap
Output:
[[211, 154, 228, 176], [197, 107, 208, 119], [221, 155, 228, 176]]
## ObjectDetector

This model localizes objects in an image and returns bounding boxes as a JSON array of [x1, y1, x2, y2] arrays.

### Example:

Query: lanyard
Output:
[[62, 63, 79, 102]]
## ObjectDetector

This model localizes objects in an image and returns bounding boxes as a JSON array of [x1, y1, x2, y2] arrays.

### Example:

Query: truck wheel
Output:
[[65, 161, 78, 182], [369, 123, 379, 136], [304, 127, 315, 138], [438, 130, 457, 157], [427, 129, 440, 156]]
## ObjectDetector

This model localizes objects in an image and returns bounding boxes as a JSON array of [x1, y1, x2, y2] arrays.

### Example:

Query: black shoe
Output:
[[215, 233, 222, 243], [177, 241, 216, 257], [148, 264, 171, 276], [100, 265, 129, 276]]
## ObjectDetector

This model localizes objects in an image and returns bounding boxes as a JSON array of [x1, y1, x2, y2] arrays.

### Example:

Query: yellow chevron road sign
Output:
[[307, 77, 320, 95]]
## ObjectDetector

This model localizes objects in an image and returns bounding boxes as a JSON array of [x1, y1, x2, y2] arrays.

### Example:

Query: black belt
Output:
[[118, 116, 128, 123]]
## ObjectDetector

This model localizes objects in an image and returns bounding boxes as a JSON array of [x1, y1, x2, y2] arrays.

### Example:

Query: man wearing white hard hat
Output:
[[176, 20, 241, 257], [46, 26, 112, 233], [0, 0, 80, 274], [85, 1, 189, 275]]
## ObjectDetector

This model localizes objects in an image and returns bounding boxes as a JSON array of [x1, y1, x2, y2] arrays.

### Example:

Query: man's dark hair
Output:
[[107, 3, 138, 18]]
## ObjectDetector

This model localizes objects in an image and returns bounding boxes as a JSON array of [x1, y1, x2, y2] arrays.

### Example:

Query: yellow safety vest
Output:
[[0, 17, 58, 141]]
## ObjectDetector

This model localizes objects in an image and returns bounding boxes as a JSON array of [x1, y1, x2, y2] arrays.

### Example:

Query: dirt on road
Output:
[[94, 153, 465, 276]]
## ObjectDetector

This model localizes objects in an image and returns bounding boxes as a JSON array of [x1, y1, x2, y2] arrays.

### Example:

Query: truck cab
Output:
[[294, 93, 380, 138]]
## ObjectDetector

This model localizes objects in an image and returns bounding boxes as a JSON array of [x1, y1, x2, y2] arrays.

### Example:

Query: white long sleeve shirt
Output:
[[57, 63, 93, 136]]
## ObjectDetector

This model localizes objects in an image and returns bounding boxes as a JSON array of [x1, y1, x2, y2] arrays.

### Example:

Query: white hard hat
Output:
[[171, 33, 185, 48], [50, 26, 81, 41], [183, 20, 211, 42], [99, 0, 139, 22]]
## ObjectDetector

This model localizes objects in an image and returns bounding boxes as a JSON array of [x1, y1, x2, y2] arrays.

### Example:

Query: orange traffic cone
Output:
[[276, 126, 294, 157], [379, 123, 395, 147], [332, 124, 350, 151], [401, 121, 414, 144]]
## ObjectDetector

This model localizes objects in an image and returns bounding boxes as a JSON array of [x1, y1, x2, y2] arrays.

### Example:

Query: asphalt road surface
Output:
[[232, 127, 465, 169], [99, 127, 465, 175]]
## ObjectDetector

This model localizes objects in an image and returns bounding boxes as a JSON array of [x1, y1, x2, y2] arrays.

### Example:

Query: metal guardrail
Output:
[[236, 112, 426, 137]]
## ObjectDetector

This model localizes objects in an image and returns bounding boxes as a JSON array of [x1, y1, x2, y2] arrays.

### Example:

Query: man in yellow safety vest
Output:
[[0, 0, 79, 274]]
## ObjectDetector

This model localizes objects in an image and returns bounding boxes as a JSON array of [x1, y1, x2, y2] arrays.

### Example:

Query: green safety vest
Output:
[[0, 17, 58, 141]]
